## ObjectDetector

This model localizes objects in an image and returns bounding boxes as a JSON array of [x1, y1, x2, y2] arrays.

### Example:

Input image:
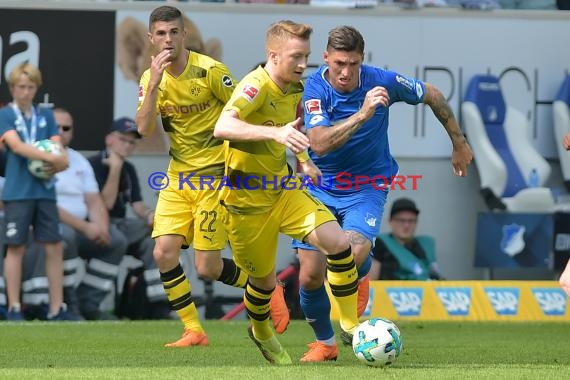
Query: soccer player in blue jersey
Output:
[[292, 25, 473, 362]]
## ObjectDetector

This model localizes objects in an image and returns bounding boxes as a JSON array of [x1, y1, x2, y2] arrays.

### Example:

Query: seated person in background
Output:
[[20, 108, 129, 320], [88, 117, 171, 319], [370, 198, 444, 280]]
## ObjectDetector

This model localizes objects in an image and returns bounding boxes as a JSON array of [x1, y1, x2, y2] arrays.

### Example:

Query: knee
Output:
[[153, 244, 173, 265], [298, 266, 325, 290], [194, 262, 217, 281], [194, 254, 222, 281]]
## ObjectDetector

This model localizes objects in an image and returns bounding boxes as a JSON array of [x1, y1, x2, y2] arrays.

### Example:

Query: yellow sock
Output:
[[244, 282, 273, 340], [161, 264, 203, 333], [326, 246, 359, 332]]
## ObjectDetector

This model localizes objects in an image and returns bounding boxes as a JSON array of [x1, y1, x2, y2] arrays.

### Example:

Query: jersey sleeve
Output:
[[208, 63, 236, 104], [137, 70, 158, 113], [0, 108, 16, 141], [383, 69, 426, 105], [302, 77, 331, 131], [223, 72, 266, 120]]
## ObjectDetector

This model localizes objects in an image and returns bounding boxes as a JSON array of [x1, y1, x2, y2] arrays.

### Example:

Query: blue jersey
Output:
[[303, 65, 425, 200], [0, 104, 58, 201]]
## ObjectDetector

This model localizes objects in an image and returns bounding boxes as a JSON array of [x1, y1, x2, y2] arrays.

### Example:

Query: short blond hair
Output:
[[265, 20, 312, 53], [8, 62, 42, 88]]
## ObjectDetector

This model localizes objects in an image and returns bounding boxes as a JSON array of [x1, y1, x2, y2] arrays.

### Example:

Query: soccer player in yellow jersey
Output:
[[214, 20, 360, 365], [135, 5, 288, 348]]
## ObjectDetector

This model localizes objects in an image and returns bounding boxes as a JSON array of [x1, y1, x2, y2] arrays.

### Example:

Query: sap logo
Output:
[[435, 288, 472, 316], [484, 288, 519, 315], [386, 288, 422, 316], [1, 31, 40, 86], [532, 289, 567, 316]]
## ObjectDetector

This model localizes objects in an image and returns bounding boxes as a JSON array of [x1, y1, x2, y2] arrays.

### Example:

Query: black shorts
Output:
[[2, 200, 61, 246]]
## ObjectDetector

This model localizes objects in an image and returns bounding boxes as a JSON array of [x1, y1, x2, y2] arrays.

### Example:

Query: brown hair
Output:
[[149, 5, 183, 31], [327, 25, 365, 55]]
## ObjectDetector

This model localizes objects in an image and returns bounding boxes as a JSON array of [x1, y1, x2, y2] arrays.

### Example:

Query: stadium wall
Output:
[[1, 3, 568, 295]]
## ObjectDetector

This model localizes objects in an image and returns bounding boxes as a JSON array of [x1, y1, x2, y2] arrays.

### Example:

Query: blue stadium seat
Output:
[[461, 74, 555, 212], [553, 74, 570, 192]]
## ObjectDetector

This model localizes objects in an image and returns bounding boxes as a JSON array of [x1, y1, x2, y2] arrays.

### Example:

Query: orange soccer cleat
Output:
[[269, 281, 290, 334], [357, 275, 370, 317], [164, 329, 209, 347], [300, 341, 339, 362]]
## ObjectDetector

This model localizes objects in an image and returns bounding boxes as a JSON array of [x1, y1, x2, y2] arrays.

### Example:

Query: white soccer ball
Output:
[[28, 139, 62, 179], [352, 317, 403, 366]]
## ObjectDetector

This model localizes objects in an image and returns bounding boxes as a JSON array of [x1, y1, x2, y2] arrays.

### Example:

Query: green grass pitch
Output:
[[0, 320, 569, 379]]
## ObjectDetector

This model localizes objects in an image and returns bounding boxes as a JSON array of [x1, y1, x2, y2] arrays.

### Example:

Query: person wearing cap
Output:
[[86, 116, 171, 320], [370, 197, 444, 281]]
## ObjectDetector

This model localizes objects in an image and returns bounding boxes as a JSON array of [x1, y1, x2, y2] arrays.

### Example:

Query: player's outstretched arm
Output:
[[423, 83, 473, 177], [214, 111, 309, 153]]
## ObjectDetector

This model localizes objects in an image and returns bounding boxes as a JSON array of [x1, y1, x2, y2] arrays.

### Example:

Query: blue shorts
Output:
[[2, 200, 61, 246], [292, 187, 388, 251]]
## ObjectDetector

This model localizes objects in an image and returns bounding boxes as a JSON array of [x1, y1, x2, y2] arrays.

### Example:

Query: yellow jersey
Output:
[[220, 66, 304, 213], [138, 52, 235, 175]]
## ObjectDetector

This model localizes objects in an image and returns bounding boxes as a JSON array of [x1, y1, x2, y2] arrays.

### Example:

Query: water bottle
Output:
[[528, 168, 540, 188]]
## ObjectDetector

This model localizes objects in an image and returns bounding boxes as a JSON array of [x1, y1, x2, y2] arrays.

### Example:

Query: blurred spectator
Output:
[[20, 108, 128, 320], [370, 198, 445, 280], [88, 117, 171, 320], [558, 0, 570, 9], [0, 63, 72, 321]]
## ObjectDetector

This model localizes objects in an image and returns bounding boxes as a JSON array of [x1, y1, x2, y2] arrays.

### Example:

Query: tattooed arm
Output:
[[423, 83, 473, 177], [307, 86, 390, 156]]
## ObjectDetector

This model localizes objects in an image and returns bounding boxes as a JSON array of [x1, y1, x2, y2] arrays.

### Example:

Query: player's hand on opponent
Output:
[[148, 49, 172, 88], [358, 86, 390, 120], [274, 117, 310, 154], [299, 159, 322, 185], [563, 133, 570, 151], [451, 140, 473, 177], [84, 222, 111, 246]]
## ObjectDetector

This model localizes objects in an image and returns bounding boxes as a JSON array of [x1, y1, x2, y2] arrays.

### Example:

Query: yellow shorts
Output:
[[223, 187, 336, 278], [152, 171, 227, 251]]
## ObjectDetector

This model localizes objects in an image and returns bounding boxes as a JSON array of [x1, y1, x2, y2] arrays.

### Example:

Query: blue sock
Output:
[[357, 252, 372, 279], [299, 285, 334, 341]]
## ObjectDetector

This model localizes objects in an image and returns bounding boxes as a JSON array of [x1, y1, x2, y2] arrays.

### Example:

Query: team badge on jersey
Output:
[[304, 99, 322, 114], [241, 85, 259, 102], [222, 75, 233, 87]]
